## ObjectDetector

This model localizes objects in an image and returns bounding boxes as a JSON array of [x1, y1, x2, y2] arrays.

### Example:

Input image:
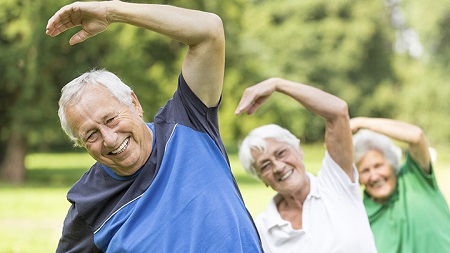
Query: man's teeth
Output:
[[111, 138, 129, 154], [279, 170, 293, 181]]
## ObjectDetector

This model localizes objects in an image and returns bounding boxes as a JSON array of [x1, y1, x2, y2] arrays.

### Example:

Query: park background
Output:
[[1, 0, 449, 252]]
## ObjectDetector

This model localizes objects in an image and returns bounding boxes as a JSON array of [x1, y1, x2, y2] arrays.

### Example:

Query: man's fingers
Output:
[[69, 30, 90, 45], [46, 4, 81, 37]]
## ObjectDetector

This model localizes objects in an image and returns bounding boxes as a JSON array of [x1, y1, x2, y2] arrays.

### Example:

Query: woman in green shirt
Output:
[[351, 117, 450, 253]]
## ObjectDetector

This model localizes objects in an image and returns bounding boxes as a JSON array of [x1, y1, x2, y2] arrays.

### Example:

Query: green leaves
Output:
[[1, 0, 449, 157]]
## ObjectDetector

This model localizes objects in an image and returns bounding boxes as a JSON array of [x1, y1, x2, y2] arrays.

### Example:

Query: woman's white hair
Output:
[[352, 129, 403, 174], [58, 69, 133, 146], [238, 124, 301, 180]]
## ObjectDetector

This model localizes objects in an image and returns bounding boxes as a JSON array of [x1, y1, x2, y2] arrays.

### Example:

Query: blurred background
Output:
[[1, 0, 449, 252]]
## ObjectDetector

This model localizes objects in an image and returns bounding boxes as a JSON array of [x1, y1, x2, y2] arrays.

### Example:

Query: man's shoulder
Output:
[[67, 162, 110, 201], [66, 161, 148, 228]]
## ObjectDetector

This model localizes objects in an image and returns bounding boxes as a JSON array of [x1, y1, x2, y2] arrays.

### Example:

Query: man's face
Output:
[[251, 138, 309, 195], [66, 85, 152, 176], [357, 149, 397, 204]]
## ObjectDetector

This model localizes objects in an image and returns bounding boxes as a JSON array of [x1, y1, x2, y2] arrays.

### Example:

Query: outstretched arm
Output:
[[46, 1, 225, 107], [350, 117, 431, 173], [235, 78, 354, 181]]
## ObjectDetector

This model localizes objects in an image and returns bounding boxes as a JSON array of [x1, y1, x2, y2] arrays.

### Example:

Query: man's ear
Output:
[[131, 92, 144, 117]]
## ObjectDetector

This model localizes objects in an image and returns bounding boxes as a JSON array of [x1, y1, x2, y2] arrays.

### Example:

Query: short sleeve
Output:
[[56, 204, 101, 253]]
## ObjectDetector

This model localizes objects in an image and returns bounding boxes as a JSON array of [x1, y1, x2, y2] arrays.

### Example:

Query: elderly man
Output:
[[47, 1, 262, 252]]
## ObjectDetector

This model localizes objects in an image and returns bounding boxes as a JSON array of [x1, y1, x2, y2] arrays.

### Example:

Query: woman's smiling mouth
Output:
[[279, 169, 294, 181], [370, 179, 387, 188]]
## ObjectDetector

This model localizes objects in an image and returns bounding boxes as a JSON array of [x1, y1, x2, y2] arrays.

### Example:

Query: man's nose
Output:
[[101, 127, 118, 148]]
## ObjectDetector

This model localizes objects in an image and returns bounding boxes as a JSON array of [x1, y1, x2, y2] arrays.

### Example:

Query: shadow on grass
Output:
[[234, 174, 262, 185], [0, 168, 87, 189], [1, 168, 262, 189]]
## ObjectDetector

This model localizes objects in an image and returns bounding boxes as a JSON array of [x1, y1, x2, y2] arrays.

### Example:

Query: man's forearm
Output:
[[107, 2, 221, 46]]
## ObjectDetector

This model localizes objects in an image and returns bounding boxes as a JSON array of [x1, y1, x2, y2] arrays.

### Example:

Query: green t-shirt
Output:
[[364, 152, 450, 253]]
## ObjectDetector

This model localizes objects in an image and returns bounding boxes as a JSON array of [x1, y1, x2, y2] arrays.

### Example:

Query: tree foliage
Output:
[[230, 0, 398, 143], [1, 0, 449, 182]]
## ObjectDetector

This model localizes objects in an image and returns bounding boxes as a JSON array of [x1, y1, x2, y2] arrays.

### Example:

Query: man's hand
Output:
[[46, 2, 111, 45]]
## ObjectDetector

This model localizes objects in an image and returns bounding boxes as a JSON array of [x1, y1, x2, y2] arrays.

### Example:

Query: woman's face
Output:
[[357, 149, 397, 204], [251, 138, 309, 195]]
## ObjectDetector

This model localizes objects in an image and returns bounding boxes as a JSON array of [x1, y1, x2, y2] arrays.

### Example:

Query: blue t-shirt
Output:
[[56, 74, 263, 253]]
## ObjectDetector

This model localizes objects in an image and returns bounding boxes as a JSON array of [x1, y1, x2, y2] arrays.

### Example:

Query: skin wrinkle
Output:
[[66, 85, 152, 176]]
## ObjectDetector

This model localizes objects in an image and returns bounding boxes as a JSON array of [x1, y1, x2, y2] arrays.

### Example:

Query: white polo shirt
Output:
[[255, 152, 377, 253]]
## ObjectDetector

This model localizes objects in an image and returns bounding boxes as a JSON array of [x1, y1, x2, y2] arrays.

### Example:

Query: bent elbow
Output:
[[335, 100, 349, 119], [411, 127, 426, 144], [205, 13, 225, 45]]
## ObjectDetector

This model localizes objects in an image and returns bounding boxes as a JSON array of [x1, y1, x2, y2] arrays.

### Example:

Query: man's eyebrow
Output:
[[103, 111, 120, 122], [102, 113, 113, 122]]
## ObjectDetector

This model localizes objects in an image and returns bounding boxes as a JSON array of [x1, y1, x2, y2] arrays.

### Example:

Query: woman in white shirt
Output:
[[236, 77, 377, 253]]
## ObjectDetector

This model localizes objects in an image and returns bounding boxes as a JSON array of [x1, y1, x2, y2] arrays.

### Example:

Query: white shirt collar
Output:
[[261, 172, 321, 230]]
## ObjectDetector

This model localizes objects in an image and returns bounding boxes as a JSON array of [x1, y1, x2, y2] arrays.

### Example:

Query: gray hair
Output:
[[352, 129, 402, 174], [238, 124, 301, 180], [58, 69, 133, 146]]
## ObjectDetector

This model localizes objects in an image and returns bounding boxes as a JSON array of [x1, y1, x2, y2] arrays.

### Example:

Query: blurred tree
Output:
[[1, 0, 447, 183], [229, 0, 398, 143], [394, 0, 450, 144], [0, 0, 248, 182], [0, 0, 131, 182], [0, 0, 55, 182]]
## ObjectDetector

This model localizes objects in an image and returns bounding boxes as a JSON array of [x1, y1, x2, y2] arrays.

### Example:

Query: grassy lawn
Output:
[[1, 144, 449, 252], [0, 153, 95, 253]]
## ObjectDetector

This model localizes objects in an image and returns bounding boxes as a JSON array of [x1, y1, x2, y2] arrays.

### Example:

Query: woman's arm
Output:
[[235, 77, 354, 181], [350, 117, 431, 173]]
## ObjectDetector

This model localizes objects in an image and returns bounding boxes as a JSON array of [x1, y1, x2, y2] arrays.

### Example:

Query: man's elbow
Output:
[[206, 13, 225, 47]]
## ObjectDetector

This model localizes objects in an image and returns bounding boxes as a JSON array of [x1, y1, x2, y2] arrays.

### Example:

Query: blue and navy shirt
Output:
[[56, 74, 263, 252]]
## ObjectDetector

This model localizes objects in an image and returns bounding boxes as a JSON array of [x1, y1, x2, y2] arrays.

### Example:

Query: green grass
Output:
[[1, 144, 449, 253], [0, 153, 95, 253], [0, 188, 70, 253]]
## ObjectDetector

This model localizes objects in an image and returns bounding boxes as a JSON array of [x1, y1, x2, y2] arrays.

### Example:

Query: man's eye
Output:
[[86, 131, 98, 142]]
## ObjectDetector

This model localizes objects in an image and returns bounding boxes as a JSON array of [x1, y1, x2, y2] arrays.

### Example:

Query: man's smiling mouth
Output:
[[110, 138, 129, 155]]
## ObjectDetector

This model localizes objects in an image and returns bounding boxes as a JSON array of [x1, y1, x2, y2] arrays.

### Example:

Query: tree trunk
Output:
[[0, 132, 26, 183]]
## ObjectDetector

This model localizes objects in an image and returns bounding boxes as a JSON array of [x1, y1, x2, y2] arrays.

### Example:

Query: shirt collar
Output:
[[307, 172, 321, 199], [262, 173, 321, 229], [363, 186, 399, 219]]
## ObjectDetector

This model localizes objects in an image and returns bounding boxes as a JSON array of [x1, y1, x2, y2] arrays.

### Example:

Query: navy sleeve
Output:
[[56, 205, 102, 253], [155, 74, 228, 163]]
